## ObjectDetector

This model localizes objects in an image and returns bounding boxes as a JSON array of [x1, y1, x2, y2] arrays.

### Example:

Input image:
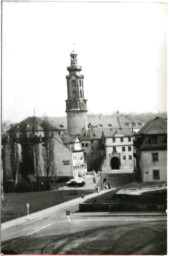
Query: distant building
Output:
[[101, 128, 134, 172], [62, 135, 87, 177], [6, 116, 66, 142], [134, 117, 167, 182]]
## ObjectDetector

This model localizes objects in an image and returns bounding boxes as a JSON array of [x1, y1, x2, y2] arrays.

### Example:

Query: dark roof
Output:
[[62, 135, 79, 144], [137, 117, 167, 135], [7, 117, 60, 133], [47, 115, 145, 130]]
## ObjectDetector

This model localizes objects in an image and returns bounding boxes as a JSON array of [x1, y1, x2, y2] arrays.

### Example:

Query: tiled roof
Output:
[[47, 115, 145, 130], [62, 135, 79, 144], [7, 117, 60, 133], [137, 117, 167, 135]]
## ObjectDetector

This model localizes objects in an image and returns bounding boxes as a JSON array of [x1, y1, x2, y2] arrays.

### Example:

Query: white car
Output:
[[66, 178, 86, 187]]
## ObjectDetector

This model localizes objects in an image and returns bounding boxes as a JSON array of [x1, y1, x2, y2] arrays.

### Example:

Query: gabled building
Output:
[[101, 128, 135, 172], [134, 117, 167, 182], [6, 116, 65, 142], [62, 135, 87, 177]]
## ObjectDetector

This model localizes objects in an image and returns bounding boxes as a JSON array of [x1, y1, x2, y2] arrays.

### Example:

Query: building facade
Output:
[[134, 117, 167, 182], [66, 50, 88, 136], [101, 128, 135, 172]]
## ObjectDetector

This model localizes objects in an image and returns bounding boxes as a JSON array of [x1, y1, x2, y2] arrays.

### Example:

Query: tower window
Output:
[[80, 90, 82, 98], [72, 80, 76, 87], [72, 90, 77, 98]]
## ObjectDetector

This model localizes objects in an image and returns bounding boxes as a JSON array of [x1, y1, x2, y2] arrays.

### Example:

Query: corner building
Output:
[[66, 51, 88, 136]]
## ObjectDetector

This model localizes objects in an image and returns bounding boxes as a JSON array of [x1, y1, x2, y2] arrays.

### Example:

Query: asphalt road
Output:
[[2, 206, 167, 255]]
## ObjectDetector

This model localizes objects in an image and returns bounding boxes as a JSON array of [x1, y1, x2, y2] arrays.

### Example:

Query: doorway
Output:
[[111, 157, 120, 169]]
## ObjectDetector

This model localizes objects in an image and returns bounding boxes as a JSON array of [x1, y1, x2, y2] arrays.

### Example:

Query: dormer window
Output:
[[150, 136, 158, 144]]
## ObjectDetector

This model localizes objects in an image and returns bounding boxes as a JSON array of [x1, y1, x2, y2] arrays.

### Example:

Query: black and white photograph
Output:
[[1, 0, 168, 255]]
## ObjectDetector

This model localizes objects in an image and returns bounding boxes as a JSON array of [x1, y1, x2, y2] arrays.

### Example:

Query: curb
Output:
[[2, 189, 114, 231]]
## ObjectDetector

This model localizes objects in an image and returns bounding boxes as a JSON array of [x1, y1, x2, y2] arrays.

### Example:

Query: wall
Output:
[[81, 139, 103, 171], [67, 111, 88, 135], [141, 150, 167, 182], [51, 139, 73, 177]]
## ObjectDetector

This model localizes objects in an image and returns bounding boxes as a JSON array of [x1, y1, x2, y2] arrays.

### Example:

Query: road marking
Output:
[[26, 223, 54, 236], [26, 220, 68, 236]]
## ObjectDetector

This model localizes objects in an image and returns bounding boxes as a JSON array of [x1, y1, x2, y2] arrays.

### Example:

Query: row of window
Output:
[[122, 146, 132, 152], [112, 137, 132, 142], [123, 155, 133, 160], [72, 80, 83, 87]]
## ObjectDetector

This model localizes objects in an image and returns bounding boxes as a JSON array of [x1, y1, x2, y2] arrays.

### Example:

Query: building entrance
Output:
[[111, 157, 120, 169]]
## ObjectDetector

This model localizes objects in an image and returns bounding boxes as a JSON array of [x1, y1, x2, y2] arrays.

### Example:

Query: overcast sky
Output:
[[2, 1, 167, 123]]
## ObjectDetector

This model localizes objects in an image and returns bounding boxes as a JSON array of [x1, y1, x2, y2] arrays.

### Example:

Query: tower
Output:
[[66, 50, 88, 135]]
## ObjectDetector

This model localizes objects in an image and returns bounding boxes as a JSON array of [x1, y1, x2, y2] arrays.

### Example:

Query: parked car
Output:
[[66, 178, 86, 187]]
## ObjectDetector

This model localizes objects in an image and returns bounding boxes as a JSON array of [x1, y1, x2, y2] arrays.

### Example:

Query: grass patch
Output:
[[1, 189, 94, 223]]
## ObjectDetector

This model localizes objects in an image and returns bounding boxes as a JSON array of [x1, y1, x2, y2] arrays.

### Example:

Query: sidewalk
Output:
[[1, 188, 114, 231]]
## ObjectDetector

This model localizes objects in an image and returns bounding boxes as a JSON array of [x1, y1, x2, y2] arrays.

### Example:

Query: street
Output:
[[2, 201, 167, 255]]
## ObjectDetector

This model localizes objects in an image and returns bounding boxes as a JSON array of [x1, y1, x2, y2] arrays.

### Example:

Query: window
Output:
[[84, 152, 86, 156], [82, 143, 84, 147], [85, 143, 88, 147], [99, 124, 103, 127], [138, 122, 142, 126], [72, 90, 77, 98], [128, 137, 131, 142], [79, 80, 81, 86], [128, 146, 131, 151], [132, 122, 136, 126], [129, 155, 132, 160], [123, 156, 126, 160], [125, 122, 129, 127], [152, 153, 159, 162], [113, 147, 116, 153], [91, 146, 94, 150], [80, 90, 82, 97], [91, 140, 93, 144], [153, 170, 160, 180], [122, 147, 125, 152], [72, 80, 76, 87], [150, 136, 157, 144], [108, 124, 112, 127], [121, 137, 123, 142], [112, 138, 115, 142]]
